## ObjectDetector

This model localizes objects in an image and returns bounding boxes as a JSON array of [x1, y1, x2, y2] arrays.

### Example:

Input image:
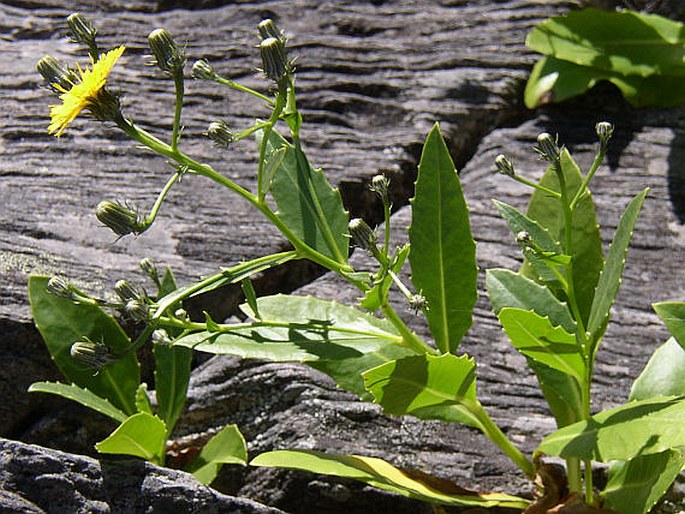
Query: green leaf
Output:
[[408, 123, 477, 354], [603, 449, 685, 514], [135, 383, 153, 415], [498, 308, 585, 384], [186, 424, 247, 485], [587, 189, 648, 353], [28, 381, 127, 423], [524, 150, 603, 326], [529, 361, 584, 428], [537, 396, 685, 461], [630, 337, 685, 401], [653, 301, 685, 349], [492, 200, 561, 254], [95, 412, 167, 465], [527, 9, 685, 78], [251, 450, 529, 509], [159, 267, 177, 296], [361, 245, 409, 311], [362, 353, 476, 416], [241, 278, 260, 320], [154, 342, 192, 435], [29, 276, 139, 415], [267, 128, 349, 264]]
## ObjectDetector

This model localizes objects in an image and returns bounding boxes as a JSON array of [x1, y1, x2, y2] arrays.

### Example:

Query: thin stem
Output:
[[383, 201, 391, 260], [388, 270, 413, 301], [380, 303, 434, 355], [567, 458, 582, 494], [512, 174, 562, 199], [213, 75, 274, 105], [145, 170, 182, 226], [570, 148, 605, 211], [584, 459, 594, 504], [257, 91, 286, 201], [171, 73, 184, 152]]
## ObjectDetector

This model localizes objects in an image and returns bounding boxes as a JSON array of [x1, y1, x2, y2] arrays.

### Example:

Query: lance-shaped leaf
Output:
[[524, 150, 603, 326], [29, 276, 139, 415], [154, 344, 191, 435], [498, 308, 585, 385], [186, 424, 247, 485], [587, 189, 648, 354], [362, 353, 476, 416], [251, 450, 528, 509], [653, 301, 685, 349], [267, 128, 349, 264], [95, 412, 167, 465], [28, 381, 127, 423], [602, 449, 685, 514], [408, 123, 477, 354], [537, 395, 685, 461], [630, 337, 685, 401], [527, 9, 685, 78]]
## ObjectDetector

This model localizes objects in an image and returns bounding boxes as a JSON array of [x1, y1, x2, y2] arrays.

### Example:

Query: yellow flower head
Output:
[[48, 45, 125, 137]]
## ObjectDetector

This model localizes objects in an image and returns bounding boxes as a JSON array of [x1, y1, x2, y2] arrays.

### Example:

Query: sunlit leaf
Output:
[[186, 424, 247, 485], [630, 337, 685, 401], [653, 301, 685, 349], [95, 412, 167, 465], [28, 381, 127, 423]]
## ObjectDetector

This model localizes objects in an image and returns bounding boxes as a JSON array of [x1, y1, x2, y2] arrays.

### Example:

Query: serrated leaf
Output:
[[186, 424, 247, 485], [603, 449, 685, 514], [630, 337, 685, 401], [653, 301, 685, 349], [492, 200, 561, 254], [587, 189, 648, 354], [362, 354, 476, 416], [498, 308, 585, 384], [135, 383, 153, 415], [527, 9, 685, 78], [267, 129, 349, 264], [251, 450, 528, 509], [408, 123, 477, 354], [95, 412, 167, 465], [361, 245, 409, 311], [154, 343, 191, 435], [28, 381, 127, 423], [524, 150, 603, 326], [537, 396, 685, 461], [29, 276, 139, 415]]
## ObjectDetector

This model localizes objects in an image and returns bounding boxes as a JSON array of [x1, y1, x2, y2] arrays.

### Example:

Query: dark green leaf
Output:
[[28, 381, 127, 423], [186, 424, 247, 485], [537, 396, 685, 461], [251, 450, 528, 509], [154, 342, 191, 435], [408, 123, 477, 354], [159, 267, 177, 296], [95, 412, 167, 465], [241, 278, 260, 320], [529, 361, 583, 428], [29, 275, 139, 415], [653, 301, 685, 349], [630, 337, 685, 401]]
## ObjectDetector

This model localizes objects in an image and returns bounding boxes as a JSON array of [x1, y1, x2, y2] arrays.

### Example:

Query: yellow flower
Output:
[[48, 46, 125, 137]]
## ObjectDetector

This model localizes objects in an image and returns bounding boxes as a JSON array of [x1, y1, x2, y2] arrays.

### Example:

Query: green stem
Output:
[[213, 75, 274, 105], [570, 148, 605, 211], [567, 457, 582, 495], [257, 92, 286, 201], [171, 73, 184, 152], [513, 174, 562, 199], [380, 303, 434, 355], [145, 170, 182, 226], [584, 459, 594, 504]]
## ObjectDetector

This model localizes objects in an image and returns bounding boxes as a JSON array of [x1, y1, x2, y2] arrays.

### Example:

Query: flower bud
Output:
[[260, 37, 289, 83], [174, 308, 188, 321], [258, 19, 283, 41], [205, 120, 234, 147], [191, 59, 216, 80], [370, 174, 390, 205], [152, 329, 172, 346], [140, 257, 159, 281], [114, 279, 140, 303], [47, 276, 75, 299], [595, 121, 614, 149], [495, 154, 516, 177], [37, 55, 76, 93], [409, 293, 428, 314], [124, 299, 149, 323], [148, 28, 185, 75], [516, 230, 533, 247], [70, 339, 111, 370], [348, 218, 377, 252], [95, 201, 147, 237], [66, 13, 97, 46], [535, 132, 561, 163]]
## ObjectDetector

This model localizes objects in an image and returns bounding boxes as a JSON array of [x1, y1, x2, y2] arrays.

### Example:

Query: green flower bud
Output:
[[124, 299, 149, 323], [139, 257, 159, 282], [260, 37, 289, 83], [258, 19, 283, 41], [152, 329, 172, 346], [516, 230, 532, 247], [174, 308, 188, 321], [348, 218, 377, 252], [70, 338, 111, 370], [370, 174, 390, 205], [205, 121, 234, 147], [114, 279, 141, 303], [191, 59, 216, 80], [495, 154, 515, 177], [595, 121, 614, 149], [535, 132, 561, 163], [66, 13, 97, 46], [47, 276, 75, 299], [148, 28, 185, 75], [36, 55, 76, 93], [409, 293, 428, 314], [95, 201, 147, 237]]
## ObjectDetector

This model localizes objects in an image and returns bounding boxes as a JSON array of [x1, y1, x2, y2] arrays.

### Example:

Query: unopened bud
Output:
[[124, 299, 149, 323], [139, 257, 159, 282], [348, 218, 377, 252], [495, 154, 515, 177], [191, 59, 216, 80], [174, 308, 188, 321], [37, 55, 76, 93], [66, 13, 97, 46], [516, 230, 533, 247], [47, 276, 75, 299], [535, 132, 561, 163], [95, 201, 147, 237], [370, 174, 390, 205], [148, 28, 184, 75], [258, 19, 283, 41], [595, 121, 614, 149], [205, 120, 234, 147], [70, 339, 111, 370], [152, 329, 172, 346], [260, 37, 289, 83], [409, 293, 428, 314], [114, 279, 141, 303]]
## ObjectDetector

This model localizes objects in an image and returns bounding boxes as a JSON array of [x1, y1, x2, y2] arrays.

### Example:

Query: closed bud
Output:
[[516, 230, 533, 247], [260, 37, 289, 83], [595, 121, 614, 148], [152, 329, 172, 346], [95, 200, 147, 237], [409, 293, 428, 314], [174, 308, 188, 321], [205, 120, 234, 147], [114, 279, 141, 303], [495, 154, 515, 177], [70, 339, 111, 370], [370, 174, 390, 205], [124, 299, 149, 323], [66, 13, 97, 46], [37, 55, 76, 93], [535, 132, 561, 163], [348, 218, 377, 252], [139, 257, 159, 281], [258, 19, 283, 41], [148, 28, 185, 75], [191, 59, 216, 80], [47, 276, 75, 299]]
